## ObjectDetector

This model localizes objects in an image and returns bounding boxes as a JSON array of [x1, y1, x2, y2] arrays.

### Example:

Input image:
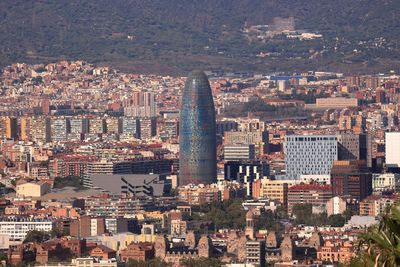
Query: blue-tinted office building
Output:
[[179, 70, 216, 185]]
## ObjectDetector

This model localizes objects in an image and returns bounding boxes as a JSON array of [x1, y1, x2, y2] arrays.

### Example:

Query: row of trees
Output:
[[292, 204, 348, 227], [126, 258, 222, 267]]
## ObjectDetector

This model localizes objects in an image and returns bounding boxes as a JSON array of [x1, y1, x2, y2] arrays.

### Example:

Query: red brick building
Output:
[[119, 243, 154, 262], [89, 244, 116, 260]]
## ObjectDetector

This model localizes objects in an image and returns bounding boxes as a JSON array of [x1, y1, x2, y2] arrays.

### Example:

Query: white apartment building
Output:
[[372, 173, 400, 191], [386, 132, 400, 168], [0, 218, 53, 240]]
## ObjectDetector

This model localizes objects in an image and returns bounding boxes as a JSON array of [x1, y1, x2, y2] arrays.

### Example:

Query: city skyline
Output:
[[0, 0, 399, 265]]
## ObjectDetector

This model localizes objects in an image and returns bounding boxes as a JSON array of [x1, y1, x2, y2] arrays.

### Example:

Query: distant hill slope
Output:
[[0, 0, 399, 74]]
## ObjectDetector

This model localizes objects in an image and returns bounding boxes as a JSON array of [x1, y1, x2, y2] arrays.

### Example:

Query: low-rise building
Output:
[[0, 218, 53, 240], [359, 195, 397, 217], [89, 244, 117, 260], [119, 243, 154, 262], [16, 182, 51, 198], [288, 184, 332, 213], [317, 240, 354, 264]]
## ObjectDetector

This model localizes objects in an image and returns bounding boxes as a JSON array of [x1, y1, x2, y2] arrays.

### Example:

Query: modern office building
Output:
[[331, 160, 372, 201], [83, 159, 174, 187], [224, 144, 255, 161], [337, 132, 369, 161], [385, 132, 400, 172], [179, 70, 216, 185], [224, 160, 269, 197], [90, 174, 171, 197], [284, 135, 338, 179], [83, 159, 131, 187]]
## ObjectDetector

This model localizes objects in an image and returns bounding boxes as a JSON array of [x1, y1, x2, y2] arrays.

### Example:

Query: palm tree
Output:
[[351, 202, 400, 267]]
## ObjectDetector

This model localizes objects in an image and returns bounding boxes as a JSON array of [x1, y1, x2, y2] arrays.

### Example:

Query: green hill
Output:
[[0, 0, 399, 74]]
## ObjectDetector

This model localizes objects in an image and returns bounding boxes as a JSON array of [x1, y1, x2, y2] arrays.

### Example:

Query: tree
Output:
[[181, 258, 222, 267], [291, 204, 328, 226], [188, 198, 246, 230], [53, 176, 84, 190], [126, 258, 170, 267], [23, 230, 50, 243], [351, 203, 400, 267], [327, 214, 346, 227]]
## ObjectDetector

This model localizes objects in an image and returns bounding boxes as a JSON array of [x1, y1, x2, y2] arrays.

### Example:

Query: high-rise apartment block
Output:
[[30, 117, 51, 144], [105, 117, 121, 134], [89, 118, 106, 135], [125, 91, 157, 118], [139, 117, 157, 140], [121, 117, 140, 139], [51, 117, 69, 142], [0, 116, 18, 140]]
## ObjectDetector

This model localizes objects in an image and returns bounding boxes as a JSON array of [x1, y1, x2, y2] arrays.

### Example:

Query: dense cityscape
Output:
[[0, 59, 397, 267]]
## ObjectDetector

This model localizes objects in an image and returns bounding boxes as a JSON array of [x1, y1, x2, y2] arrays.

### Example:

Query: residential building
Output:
[[224, 131, 269, 155], [0, 218, 53, 240], [372, 173, 400, 191], [359, 195, 397, 217], [287, 183, 332, 213], [51, 117, 69, 142], [316, 97, 358, 109], [317, 240, 354, 264]]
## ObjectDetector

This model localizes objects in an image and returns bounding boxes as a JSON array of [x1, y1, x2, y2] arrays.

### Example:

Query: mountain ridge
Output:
[[0, 0, 399, 74]]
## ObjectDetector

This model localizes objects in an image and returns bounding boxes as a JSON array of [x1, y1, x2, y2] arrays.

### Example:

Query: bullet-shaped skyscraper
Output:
[[179, 70, 217, 185]]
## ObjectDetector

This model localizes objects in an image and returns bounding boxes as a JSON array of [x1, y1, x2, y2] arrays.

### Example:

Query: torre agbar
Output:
[[179, 70, 217, 185]]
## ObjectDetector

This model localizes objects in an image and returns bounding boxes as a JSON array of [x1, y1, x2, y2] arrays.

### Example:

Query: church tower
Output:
[[245, 210, 255, 240]]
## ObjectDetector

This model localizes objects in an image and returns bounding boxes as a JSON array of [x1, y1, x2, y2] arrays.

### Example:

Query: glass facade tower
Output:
[[179, 70, 217, 185]]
